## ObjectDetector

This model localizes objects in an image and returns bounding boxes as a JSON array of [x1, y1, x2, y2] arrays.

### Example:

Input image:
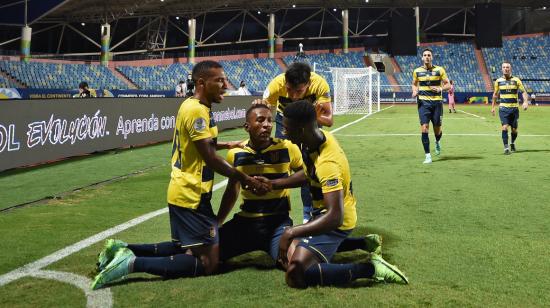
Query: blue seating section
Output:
[[394, 43, 486, 92], [0, 61, 127, 89], [116, 63, 192, 91], [220, 58, 282, 93], [483, 35, 550, 92], [0, 74, 17, 88]]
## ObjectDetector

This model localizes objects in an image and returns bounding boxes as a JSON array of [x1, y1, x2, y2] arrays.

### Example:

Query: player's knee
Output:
[[285, 261, 307, 288]]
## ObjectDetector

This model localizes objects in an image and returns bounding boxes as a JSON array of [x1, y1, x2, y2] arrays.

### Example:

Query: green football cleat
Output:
[[97, 239, 127, 271], [364, 234, 383, 255], [92, 248, 135, 290], [434, 141, 441, 155], [370, 254, 409, 284]]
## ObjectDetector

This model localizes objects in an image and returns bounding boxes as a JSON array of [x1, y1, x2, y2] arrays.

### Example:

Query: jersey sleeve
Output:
[[440, 67, 448, 81], [263, 78, 280, 107], [493, 80, 500, 93], [517, 78, 527, 93], [316, 160, 344, 194], [226, 149, 236, 166], [287, 142, 304, 171], [183, 105, 212, 142], [412, 69, 418, 83], [315, 77, 331, 104]]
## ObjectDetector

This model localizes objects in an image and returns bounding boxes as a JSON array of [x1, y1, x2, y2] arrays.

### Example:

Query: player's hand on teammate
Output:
[[278, 227, 294, 267]]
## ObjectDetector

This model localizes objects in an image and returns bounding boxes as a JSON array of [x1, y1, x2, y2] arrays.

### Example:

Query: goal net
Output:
[[331, 67, 380, 115]]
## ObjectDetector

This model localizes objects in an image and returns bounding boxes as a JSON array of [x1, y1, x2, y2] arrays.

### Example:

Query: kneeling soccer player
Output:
[[267, 100, 409, 288]]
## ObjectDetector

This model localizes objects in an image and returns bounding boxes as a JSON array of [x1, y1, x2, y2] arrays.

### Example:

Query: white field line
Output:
[[456, 109, 486, 119], [0, 105, 393, 298], [334, 133, 550, 137]]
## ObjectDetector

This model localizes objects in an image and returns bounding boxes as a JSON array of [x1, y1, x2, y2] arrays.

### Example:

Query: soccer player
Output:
[[491, 62, 529, 154], [218, 104, 382, 267], [263, 100, 408, 288], [254, 62, 333, 223], [91, 60, 267, 290], [448, 80, 456, 113], [412, 48, 451, 164]]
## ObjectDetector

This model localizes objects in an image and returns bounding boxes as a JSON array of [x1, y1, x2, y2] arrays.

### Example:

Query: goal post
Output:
[[330, 67, 380, 115]]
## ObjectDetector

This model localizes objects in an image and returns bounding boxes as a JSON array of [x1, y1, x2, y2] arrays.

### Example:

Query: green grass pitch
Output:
[[1, 104, 549, 307]]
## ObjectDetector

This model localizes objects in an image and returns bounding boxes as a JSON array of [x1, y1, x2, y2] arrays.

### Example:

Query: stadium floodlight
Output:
[[81, 23, 85, 26], [292, 4, 296, 8]]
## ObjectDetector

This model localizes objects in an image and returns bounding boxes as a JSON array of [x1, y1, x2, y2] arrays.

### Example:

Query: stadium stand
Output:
[[0, 61, 128, 90], [0, 74, 18, 88], [220, 58, 282, 93], [483, 35, 550, 93], [394, 43, 486, 92], [116, 63, 192, 91]]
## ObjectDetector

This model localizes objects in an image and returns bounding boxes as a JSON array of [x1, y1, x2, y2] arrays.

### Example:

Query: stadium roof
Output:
[[1, 0, 548, 24]]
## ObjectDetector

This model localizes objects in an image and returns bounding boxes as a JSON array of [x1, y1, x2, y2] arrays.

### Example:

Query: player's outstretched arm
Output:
[[278, 190, 344, 265], [194, 138, 270, 194], [217, 178, 240, 225], [270, 170, 307, 189], [216, 140, 244, 150]]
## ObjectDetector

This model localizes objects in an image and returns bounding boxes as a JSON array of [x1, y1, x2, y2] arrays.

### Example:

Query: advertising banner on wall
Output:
[[0, 96, 257, 171]]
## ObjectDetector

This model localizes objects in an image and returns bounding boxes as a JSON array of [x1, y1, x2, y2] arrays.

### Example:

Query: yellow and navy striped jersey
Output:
[[413, 65, 448, 104], [494, 76, 526, 108], [263, 72, 331, 114], [303, 130, 357, 230], [167, 98, 218, 211], [226, 138, 303, 217]]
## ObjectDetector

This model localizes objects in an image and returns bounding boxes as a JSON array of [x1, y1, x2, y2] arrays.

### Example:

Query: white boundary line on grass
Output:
[[456, 109, 486, 119], [334, 133, 550, 137], [0, 106, 392, 306]]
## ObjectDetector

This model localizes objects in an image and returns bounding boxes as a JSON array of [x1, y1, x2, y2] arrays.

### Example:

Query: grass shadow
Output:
[[436, 155, 483, 162]]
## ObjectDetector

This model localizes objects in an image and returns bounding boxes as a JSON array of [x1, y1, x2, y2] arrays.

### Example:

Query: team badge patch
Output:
[[326, 179, 339, 187], [194, 118, 207, 131]]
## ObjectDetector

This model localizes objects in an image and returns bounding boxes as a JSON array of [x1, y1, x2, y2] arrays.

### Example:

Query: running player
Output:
[[412, 48, 451, 164], [491, 61, 529, 154]]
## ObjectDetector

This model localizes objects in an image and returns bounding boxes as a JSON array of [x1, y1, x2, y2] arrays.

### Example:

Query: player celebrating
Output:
[[255, 62, 333, 223], [218, 104, 382, 267], [91, 60, 266, 290], [265, 100, 408, 288], [491, 61, 529, 154], [412, 48, 451, 164]]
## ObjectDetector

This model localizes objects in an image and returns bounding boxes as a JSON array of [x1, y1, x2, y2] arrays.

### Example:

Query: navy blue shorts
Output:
[[418, 101, 443, 126], [219, 214, 292, 262], [499, 107, 519, 128], [168, 204, 219, 249], [296, 226, 352, 263]]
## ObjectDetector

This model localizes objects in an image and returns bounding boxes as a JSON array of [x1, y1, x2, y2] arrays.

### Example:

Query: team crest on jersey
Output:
[[194, 118, 207, 131]]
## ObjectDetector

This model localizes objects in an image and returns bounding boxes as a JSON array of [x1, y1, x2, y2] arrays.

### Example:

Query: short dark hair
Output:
[[422, 48, 433, 55], [283, 100, 316, 124], [245, 104, 271, 121], [179, 80, 184, 84], [79, 81, 88, 89], [502, 61, 512, 66], [192, 60, 223, 82], [285, 62, 311, 86]]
